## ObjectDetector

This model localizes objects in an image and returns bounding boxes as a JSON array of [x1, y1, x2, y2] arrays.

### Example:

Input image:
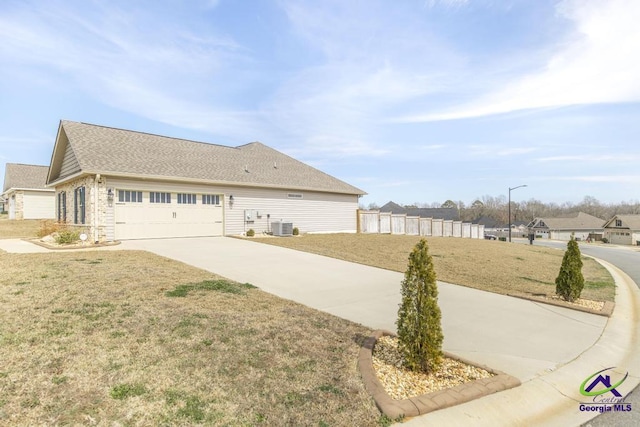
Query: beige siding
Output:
[[106, 177, 358, 237], [59, 139, 80, 180]]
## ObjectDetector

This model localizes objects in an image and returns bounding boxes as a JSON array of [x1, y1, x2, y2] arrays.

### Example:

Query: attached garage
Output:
[[46, 121, 366, 242], [603, 215, 640, 245], [114, 189, 223, 239], [2, 164, 55, 220]]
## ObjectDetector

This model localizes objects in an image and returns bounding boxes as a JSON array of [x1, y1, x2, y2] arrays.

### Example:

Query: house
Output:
[[602, 215, 640, 245], [46, 120, 366, 242], [2, 163, 55, 220], [379, 201, 460, 221], [527, 212, 604, 241]]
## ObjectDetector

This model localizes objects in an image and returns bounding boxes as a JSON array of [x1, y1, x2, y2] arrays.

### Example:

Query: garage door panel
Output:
[[115, 196, 223, 240]]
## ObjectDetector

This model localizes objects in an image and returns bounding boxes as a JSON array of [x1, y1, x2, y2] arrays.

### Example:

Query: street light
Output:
[[508, 184, 527, 242]]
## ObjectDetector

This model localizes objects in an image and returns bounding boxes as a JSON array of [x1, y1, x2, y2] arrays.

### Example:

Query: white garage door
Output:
[[115, 191, 223, 240], [23, 192, 56, 219], [608, 230, 632, 245]]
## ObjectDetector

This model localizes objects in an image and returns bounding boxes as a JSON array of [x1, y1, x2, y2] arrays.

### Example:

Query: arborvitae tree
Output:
[[396, 239, 444, 373], [555, 236, 585, 302]]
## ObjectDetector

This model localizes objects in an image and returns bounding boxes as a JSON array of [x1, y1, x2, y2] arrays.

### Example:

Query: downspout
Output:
[[94, 174, 100, 243]]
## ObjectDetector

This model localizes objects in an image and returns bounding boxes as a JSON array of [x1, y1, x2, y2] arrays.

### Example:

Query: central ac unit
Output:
[[272, 221, 293, 236]]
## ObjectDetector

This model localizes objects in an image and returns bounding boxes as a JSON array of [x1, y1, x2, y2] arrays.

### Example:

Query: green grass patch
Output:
[[110, 383, 147, 400], [518, 276, 554, 286], [166, 280, 256, 297]]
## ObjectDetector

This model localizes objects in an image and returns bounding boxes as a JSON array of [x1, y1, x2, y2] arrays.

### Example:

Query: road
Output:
[[514, 238, 639, 426]]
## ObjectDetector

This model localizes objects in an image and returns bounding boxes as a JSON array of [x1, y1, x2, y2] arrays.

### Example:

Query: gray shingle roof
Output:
[[3, 163, 50, 193], [50, 121, 366, 195], [380, 201, 460, 220], [604, 215, 640, 230], [531, 212, 604, 230]]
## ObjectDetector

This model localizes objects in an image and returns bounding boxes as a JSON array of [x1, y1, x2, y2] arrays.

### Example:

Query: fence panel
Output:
[[420, 218, 432, 236], [391, 214, 406, 234], [359, 211, 379, 233], [453, 221, 462, 237], [406, 216, 420, 235], [432, 219, 443, 237], [357, 210, 480, 240], [380, 212, 391, 234]]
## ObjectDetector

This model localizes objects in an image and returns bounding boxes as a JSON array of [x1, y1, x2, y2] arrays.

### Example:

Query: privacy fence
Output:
[[358, 210, 485, 239]]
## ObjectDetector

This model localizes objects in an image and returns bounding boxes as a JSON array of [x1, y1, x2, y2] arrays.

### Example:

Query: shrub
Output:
[[293, 227, 299, 236], [55, 229, 80, 245], [555, 236, 585, 302], [38, 220, 64, 238], [246, 229, 255, 237], [601, 237, 609, 244], [396, 238, 443, 373]]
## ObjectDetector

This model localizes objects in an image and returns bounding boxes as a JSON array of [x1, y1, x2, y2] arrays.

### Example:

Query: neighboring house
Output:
[[527, 212, 604, 241], [379, 201, 460, 221], [46, 120, 366, 242], [602, 215, 640, 245], [2, 163, 55, 220]]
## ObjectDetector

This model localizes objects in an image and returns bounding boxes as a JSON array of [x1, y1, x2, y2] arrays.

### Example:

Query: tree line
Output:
[[364, 196, 640, 224]]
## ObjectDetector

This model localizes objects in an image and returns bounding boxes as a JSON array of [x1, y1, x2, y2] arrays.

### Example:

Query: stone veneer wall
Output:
[[55, 175, 109, 242], [13, 191, 25, 220]]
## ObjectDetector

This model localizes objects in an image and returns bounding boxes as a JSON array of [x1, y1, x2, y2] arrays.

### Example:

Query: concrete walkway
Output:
[[2, 236, 638, 425]]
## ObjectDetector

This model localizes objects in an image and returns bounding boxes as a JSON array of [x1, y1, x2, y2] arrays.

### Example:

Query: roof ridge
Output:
[[62, 120, 239, 151]]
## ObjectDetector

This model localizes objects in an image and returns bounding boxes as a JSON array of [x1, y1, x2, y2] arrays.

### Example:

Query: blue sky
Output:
[[1, 0, 639, 207]]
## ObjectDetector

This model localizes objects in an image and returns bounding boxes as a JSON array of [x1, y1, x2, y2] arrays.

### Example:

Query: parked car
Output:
[[484, 234, 497, 240]]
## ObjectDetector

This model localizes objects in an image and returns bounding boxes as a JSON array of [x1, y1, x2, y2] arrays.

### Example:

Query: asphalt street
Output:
[[515, 238, 639, 427]]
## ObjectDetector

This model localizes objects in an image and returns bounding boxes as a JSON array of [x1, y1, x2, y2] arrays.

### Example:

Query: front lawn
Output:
[[0, 218, 41, 239], [0, 251, 382, 425], [252, 234, 615, 302]]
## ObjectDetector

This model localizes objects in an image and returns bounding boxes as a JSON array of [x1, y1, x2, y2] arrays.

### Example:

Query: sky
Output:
[[1, 0, 639, 207]]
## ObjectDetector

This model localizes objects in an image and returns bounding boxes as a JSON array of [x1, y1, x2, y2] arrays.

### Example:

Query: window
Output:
[[74, 186, 85, 224], [150, 192, 171, 204], [177, 193, 197, 204], [57, 191, 66, 222], [287, 193, 303, 199], [616, 219, 622, 227], [118, 190, 142, 203], [202, 194, 220, 205]]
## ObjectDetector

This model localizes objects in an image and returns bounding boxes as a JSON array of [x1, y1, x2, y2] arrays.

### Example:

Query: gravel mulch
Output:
[[372, 336, 494, 400]]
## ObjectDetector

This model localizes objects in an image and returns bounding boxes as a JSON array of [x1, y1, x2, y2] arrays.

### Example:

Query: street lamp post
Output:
[[508, 185, 527, 242]]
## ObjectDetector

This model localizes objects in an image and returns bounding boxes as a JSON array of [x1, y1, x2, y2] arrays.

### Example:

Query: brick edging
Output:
[[24, 238, 122, 251], [358, 330, 521, 419], [506, 293, 614, 317]]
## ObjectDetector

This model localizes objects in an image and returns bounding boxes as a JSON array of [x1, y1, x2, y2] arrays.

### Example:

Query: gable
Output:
[[603, 215, 640, 230]]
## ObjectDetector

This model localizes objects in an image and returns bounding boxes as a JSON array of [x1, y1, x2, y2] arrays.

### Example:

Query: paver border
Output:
[[359, 330, 520, 419], [25, 238, 122, 250], [506, 293, 614, 317]]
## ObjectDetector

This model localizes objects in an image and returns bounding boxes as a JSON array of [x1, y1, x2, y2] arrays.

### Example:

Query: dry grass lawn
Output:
[[0, 250, 384, 426], [0, 217, 41, 239], [252, 234, 615, 302]]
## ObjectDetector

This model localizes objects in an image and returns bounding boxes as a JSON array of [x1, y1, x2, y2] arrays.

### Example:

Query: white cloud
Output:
[[398, 0, 640, 122]]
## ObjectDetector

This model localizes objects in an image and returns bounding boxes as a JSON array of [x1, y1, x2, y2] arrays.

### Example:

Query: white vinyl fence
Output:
[[359, 210, 484, 239]]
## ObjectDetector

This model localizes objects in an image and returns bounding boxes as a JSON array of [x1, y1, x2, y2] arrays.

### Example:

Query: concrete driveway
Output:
[[122, 236, 607, 382]]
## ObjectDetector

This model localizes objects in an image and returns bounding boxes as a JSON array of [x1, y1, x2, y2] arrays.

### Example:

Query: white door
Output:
[[115, 192, 223, 240]]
